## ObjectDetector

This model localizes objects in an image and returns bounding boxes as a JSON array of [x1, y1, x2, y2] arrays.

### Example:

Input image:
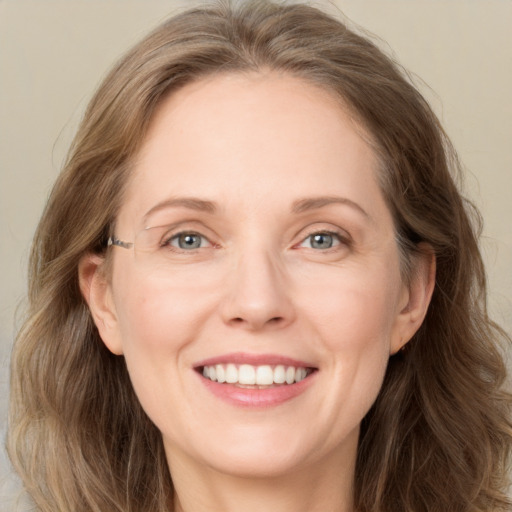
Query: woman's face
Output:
[[86, 72, 429, 479]]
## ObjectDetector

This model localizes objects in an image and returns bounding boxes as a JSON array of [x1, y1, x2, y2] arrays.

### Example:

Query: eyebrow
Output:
[[291, 196, 370, 219], [143, 197, 217, 222], [143, 195, 369, 222]]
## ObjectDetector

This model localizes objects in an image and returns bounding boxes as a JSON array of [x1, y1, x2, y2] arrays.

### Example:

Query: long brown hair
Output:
[[8, 1, 511, 510]]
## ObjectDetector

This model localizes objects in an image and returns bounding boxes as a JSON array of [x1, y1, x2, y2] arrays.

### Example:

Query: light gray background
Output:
[[1, 0, 511, 508]]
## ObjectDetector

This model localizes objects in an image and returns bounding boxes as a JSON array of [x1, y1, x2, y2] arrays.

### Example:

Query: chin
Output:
[[205, 450, 308, 480]]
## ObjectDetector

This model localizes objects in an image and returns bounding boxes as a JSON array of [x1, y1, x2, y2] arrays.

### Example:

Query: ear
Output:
[[390, 246, 436, 354], [78, 253, 124, 355]]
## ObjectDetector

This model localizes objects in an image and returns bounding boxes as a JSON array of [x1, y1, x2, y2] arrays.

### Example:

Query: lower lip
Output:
[[197, 372, 316, 408]]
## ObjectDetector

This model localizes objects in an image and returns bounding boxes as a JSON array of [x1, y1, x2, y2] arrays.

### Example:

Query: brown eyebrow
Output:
[[143, 195, 369, 222], [143, 197, 217, 222], [291, 196, 370, 219]]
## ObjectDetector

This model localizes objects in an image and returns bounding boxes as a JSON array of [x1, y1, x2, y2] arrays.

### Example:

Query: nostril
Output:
[[230, 316, 283, 326]]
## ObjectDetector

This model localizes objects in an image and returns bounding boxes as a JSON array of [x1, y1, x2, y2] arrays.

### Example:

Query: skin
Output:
[[80, 72, 435, 512]]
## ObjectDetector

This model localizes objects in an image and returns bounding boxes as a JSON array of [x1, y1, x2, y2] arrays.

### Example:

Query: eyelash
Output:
[[161, 228, 350, 253], [297, 229, 349, 251], [162, 231, 214, 251]]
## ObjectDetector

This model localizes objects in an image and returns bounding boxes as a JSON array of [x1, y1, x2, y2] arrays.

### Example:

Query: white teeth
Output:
[[225, 363, 238, 383], [256, 365, 274, 386], [216, 364, 226, 383], [274, 365, 286, 384], [239, 364, 256, 385], [201, 363, 311, 386], [295, 367, 307, 382]]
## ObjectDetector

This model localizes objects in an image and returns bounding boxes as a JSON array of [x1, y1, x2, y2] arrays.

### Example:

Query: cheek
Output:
[[286, 266, 402, 448], [315, 281, 395, 392], [299, 265, 401, 411], [110, 270, 214, 427], [300, 266, 402, 355], [114, 280, 203, 355]]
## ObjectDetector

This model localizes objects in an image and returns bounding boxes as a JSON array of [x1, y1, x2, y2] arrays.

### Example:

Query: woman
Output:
[[7, 1, 511, 511]]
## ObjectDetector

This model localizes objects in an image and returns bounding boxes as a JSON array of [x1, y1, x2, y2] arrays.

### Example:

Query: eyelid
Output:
[[301, 231, 340, 248], [147, 221, 219, 252], [163, 230, 216, 251], [293, 224, 352, 248], [148, 221, 352, 253]]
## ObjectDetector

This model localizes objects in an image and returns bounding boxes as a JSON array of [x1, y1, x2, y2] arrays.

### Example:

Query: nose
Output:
[[219, 248, 296, 331]]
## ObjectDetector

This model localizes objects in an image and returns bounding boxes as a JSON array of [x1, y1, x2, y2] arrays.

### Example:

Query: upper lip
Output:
[[194, 352, 317, 369]]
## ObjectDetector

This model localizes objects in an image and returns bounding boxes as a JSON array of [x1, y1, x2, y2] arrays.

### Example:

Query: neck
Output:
[[168, 444, 356, 512]]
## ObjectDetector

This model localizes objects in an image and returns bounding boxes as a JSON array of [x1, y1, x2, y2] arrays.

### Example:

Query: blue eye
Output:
[[301, 232, 341, 250], [169, 232, 209, 250]]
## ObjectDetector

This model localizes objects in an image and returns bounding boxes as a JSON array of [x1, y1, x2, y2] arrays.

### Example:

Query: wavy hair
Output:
[[8, 1, 511, 510]]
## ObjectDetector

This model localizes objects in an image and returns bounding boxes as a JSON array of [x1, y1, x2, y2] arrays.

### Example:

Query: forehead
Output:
[[119, 71, 386, 227]]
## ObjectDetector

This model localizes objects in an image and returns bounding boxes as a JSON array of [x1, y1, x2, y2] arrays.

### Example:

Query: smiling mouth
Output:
[[198, 363, 317, 388]]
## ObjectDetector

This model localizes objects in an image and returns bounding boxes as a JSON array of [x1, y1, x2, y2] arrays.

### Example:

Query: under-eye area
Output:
[[196, 364, 318, 387]]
